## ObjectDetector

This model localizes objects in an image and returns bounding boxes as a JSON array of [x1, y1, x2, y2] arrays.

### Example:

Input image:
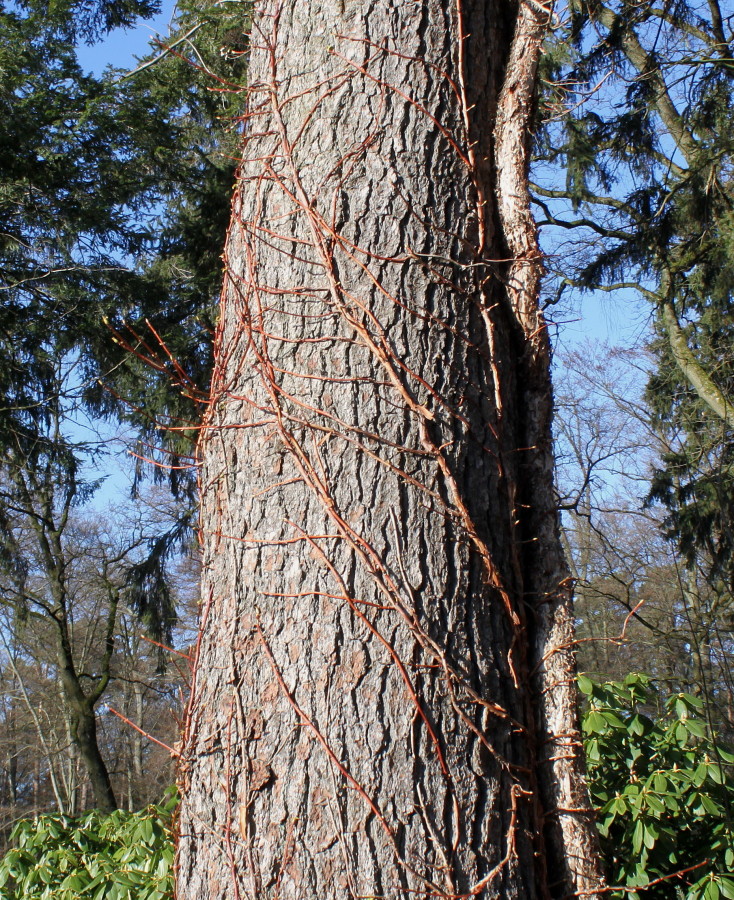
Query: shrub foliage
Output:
[[0, 791, 176, 899], [581, 674, 734, 900]]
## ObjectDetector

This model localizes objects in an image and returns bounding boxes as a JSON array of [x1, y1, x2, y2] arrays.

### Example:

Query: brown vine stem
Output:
[[255, 621, 449, 898], [107, 707, 180, 758]]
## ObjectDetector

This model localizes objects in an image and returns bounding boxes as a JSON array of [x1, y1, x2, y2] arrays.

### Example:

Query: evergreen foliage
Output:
[[0, 0, 249, 475], [0, 0, 250, 628], [87, 0, 251, 493], [535, 0, 734, 591], [0, 789, 176, 898], [581, 674, 734, 899]]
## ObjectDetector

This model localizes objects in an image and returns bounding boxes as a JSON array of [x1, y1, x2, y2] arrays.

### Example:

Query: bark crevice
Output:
[[177, 1, 605, 897]]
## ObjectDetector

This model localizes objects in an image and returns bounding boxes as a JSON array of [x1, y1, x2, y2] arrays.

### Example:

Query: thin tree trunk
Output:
[[0, 643, 66, 812], [134, 681, 145, 784], [69, 703, 116, 813], [54, 584, 117, 811], [127, 680, 145, 810], [33, 758, 39, 813], [177, 1, 604, 897], [127, 759, 134, 812], [60, 704, 78, 815]]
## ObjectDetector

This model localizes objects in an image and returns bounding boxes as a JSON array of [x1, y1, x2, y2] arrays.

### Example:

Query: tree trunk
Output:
[[58, 653, 116, 811], [70, 702, 117, 813], [177, 1, 605, 897], [133, 681, 145, 793]]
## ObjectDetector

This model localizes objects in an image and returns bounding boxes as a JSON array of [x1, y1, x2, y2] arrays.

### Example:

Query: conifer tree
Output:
[[1, 0, 249, 488], [0, 0, 249, 807], [535, 0, 734, 592]]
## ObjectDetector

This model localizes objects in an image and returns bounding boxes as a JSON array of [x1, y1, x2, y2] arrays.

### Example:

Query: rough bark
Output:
[[57, 638, 117, 812], [177, 0, 605, 897]]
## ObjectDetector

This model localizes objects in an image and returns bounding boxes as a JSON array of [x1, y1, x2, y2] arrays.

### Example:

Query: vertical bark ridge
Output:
[[176, 1, 605, 897], [494, 4, 605, 896]]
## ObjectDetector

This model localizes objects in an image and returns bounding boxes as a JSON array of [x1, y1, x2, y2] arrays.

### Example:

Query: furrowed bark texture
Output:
[[177, 1, 605, 897]]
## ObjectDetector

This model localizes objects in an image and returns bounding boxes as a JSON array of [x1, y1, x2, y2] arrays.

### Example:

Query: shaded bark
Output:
[[177, 0, 604, 897], [68, 700, 116, 813], [52, 557, 118, 812], [57, 625, 117, 812]]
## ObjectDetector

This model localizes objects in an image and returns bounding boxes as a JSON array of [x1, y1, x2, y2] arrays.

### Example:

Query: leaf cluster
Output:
[[581, 674, 734, 899], [535, 0, 734, 591], [0, 789, 177, 899]]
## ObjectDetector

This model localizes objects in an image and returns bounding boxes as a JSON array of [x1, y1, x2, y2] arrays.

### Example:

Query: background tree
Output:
[[555, 345, 734, 737], [534, 0, 734, 599], [0, 406, 185, 812], [0, 0, 250, 488], [0, 494, 193, 834], [177, 1, 605, 897], [0, 0, 247, 817]]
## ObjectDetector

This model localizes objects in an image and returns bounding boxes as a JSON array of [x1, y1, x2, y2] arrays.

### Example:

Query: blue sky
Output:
[[75, 1, 178, 75]]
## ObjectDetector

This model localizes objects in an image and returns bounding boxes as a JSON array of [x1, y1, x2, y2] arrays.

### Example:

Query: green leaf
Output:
[[584, 711, 609, 734], [645, 794, 666, 814], [628, 715, 647, 736], [685, 720, 707, 739], [602, 711, 627, 728], [699, 794, 723, 815], [628, 869, 649, 888], [643, 824, 657, 850], [141, 817, 155, 845], [578, 674, 594, 695], [632, 819, 644, 855]]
